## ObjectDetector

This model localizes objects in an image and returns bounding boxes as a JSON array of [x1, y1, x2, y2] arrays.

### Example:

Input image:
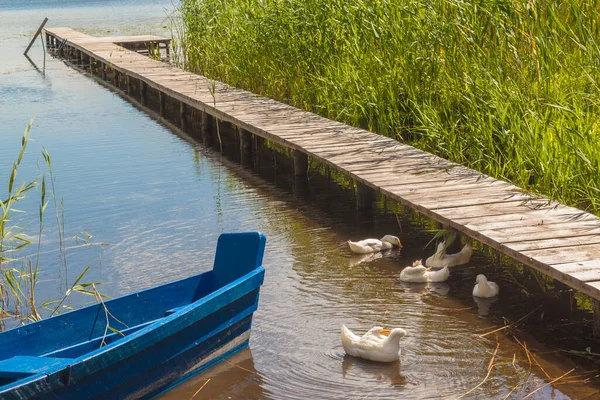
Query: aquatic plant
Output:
[[178, 0, 600, 214], [0, 120, 105, 330]]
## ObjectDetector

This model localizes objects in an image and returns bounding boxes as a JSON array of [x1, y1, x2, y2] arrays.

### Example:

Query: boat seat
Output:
[[0, 356, 72, 378]]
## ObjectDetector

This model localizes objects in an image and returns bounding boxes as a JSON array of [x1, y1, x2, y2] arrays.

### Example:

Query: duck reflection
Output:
[[342, 355, 407, 387], [398, 281, 450, 296], [348, 252, 383, 267], [473, 296, 498, 316]]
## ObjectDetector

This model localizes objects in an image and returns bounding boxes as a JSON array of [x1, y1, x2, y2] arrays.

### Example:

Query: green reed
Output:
[[178, 0, 600, 213], [0, 120, 105, 330]]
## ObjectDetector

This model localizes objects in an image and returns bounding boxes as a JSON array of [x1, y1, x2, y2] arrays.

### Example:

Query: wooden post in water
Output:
[[159, 92, 165, 117], [201, 111, 212, 147], [140, 81, 147, 106], [594, 300, 600, 337], [24, 17, 48, 56], [293, 150, 309, 177], [554, 280, 575, 313], [239, 128, 253, 165], [179, 102, 187, 131], [114, 70, 120, 88], [356, 181, 375, 212], [253, 135, 265, 171], [126, 75, 132, 95], [101, 64, 107, 80]]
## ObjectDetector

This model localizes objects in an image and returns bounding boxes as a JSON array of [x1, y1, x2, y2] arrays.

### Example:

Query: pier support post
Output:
[[594, 300, 600, 337], [179, 102, 187, 132], [554, 280, 576, 313], [253, 135, 265, 170], [114, 70, 120, 88], [101, 64, 106, 80], [201, 111, 212, 147], [201, 111, 214, 147], [293, 150, 309, 177], [356, 181, 375, 212], [159, 92, 165, 117], [126, 75, 132, 95], [89, 57, 94, 74], [239, 128, 253, 165], [140, 81, 147, 106]]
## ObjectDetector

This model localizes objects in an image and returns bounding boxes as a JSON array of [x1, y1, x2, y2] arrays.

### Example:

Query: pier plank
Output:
[[506, 235, 600, 252], [523, 243, 600, 265]]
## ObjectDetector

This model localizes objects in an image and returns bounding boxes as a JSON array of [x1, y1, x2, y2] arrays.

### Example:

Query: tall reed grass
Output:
[[1, 121, 104, 330], [179, 0, 600, 213]]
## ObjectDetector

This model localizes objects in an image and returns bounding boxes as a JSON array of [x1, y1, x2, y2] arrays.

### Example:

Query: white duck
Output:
[[347, 235, 402, 254], [425, 242, 472, 268], [341, 325, 408, 362], [399, 260, 450, 283], [473, 274, 499, 298]]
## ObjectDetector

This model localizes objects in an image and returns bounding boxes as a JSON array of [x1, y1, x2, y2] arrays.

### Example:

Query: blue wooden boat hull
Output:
[[0, 232, 267, 400]]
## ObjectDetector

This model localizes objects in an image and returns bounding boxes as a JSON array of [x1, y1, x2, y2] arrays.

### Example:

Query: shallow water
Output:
[[1, 2, 599, 399]]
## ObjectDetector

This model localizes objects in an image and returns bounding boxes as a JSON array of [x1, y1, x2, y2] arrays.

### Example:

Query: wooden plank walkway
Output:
[[44, 27, 600, 302], [44, 28, 171, 57]]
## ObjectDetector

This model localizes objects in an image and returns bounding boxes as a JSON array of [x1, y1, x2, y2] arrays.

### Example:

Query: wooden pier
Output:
[[44, 28, 600, 310]]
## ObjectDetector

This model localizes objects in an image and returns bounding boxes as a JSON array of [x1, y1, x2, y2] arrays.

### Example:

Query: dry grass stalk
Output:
[[455, 342, 499, 399], [522, 368, 575, 399], [479, 306, 541, 338], [512, 336, 551, 381], [376, 310, 389, 327], [512, 336, 532, 371], [501, 383, 521, 400], [226, 361, 256, 374], [92, 283, 126, 347], [395, 214, 402, 233], [190, 378, 211, 400], [580, 390, 600, 399]]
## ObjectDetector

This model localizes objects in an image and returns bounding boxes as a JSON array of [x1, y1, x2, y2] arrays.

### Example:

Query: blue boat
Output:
[[0, 232, 266, 400]]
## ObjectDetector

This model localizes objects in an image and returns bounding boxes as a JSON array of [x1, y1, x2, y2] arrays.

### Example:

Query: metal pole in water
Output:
[[24, 17, 48, 56], [39, 34, 46, 76]]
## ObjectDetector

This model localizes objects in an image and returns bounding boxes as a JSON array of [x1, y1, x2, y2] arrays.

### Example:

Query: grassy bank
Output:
[[179, 0, 600, 214]]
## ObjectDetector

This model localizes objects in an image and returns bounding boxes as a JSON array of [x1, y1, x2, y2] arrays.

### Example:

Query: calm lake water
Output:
[[1, 1, 599, 399]]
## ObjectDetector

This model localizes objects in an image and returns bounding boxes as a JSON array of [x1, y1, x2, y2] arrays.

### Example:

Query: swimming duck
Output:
[[399, 260, 450, 283], [424, 242, 472, 269], [472, 274, 499, 298], [347, 235, 402, 254], [341, 325, 408, 362]]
